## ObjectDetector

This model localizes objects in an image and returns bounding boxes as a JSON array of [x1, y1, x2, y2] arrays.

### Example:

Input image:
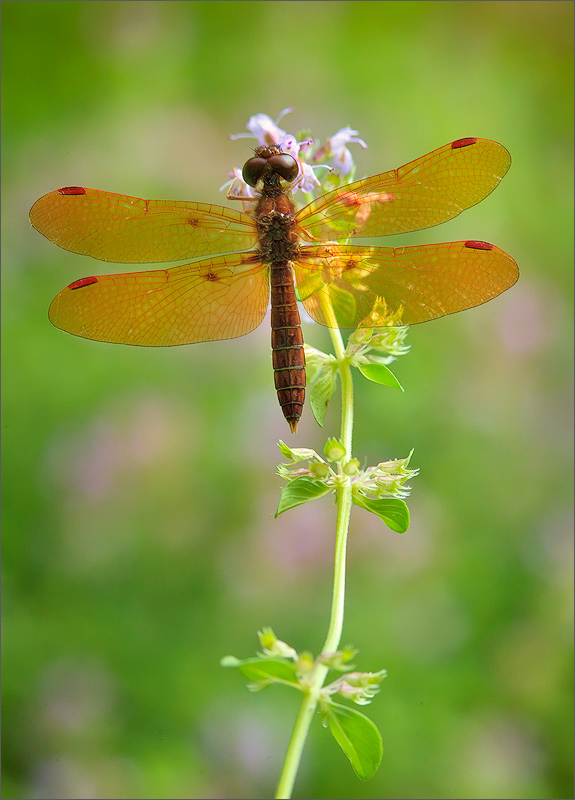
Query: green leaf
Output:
[[357, 363, 404, 392], [309, 368, 337, 426], [352, 495, 410, 532], [275, 477, 331, 517], [325, 701, 383, 780], [221, 656, 299, 686]]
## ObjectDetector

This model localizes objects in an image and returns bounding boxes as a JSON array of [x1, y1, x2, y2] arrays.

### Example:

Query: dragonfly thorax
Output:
[[256, 211, 299, 266]]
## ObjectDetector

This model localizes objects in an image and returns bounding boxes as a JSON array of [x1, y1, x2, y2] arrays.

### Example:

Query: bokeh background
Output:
[[2, 2, 573, 798]]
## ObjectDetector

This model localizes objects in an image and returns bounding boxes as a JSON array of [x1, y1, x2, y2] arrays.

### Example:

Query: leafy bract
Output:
[[324, 701, 383, 780], [275, 476, 331, 517], [221, 656, 299, 687], [309, 368, 337, 427], [357, 363, 404, 392], [352, 494, 410, 532]]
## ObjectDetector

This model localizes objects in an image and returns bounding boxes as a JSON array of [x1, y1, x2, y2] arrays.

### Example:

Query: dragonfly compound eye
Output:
[[268, 154, 299, 182], [242, 157, 268, 188]]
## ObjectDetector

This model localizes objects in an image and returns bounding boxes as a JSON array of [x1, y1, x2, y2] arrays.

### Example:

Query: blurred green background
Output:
[[2, 2, 573, 798]]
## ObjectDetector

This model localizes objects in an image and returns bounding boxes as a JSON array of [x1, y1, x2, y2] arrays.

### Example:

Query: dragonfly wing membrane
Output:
[[294, 242, 518, 329], [30, 188, 257, 262], [49, 253, 269, 346], [297, 138, 511, 241]]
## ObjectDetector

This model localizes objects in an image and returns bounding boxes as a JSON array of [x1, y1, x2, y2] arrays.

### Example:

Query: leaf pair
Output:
[[276, 476, 410, 533], [222, 653, 384, 780]]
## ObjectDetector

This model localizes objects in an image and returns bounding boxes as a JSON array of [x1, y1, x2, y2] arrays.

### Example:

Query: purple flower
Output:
[[230, 108, 293, 146], [314, 127, 368, 176]]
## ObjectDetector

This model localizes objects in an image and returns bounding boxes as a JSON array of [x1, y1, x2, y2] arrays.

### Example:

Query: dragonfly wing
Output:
[[297, 138, 511, 241], [294, 242, 518, 329], [49, 253, 269, 346], [30, 188, 257, 262]]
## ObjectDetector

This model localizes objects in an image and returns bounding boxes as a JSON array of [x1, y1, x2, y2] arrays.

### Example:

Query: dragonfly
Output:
[[30, 137, 518, 433]]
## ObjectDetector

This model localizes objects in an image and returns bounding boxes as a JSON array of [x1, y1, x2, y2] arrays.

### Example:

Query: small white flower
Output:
[[315, 127, 368, 176], [230, 109, 293, 146]]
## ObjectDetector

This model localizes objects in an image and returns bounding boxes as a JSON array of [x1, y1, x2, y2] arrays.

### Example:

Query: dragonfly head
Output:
[[242, 145, 299, 189]]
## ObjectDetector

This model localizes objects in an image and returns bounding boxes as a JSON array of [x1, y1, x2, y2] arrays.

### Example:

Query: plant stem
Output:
[[275, 321, 354, 799], [321, 323, 354, 656], [331, 325, 354, 457], [275, 667, 327, 799]]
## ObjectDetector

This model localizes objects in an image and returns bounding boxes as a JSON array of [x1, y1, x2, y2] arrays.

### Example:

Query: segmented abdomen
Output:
[[270, 263, 305, 433]]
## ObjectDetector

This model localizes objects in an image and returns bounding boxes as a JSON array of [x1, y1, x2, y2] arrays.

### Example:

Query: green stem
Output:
[[275, 318, 354, 799], [274, 667, 327, 798], [321, 323, 354, 656], [331, 325, 354, 457]]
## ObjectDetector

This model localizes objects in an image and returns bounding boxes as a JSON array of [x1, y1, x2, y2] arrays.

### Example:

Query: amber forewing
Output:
[[296, 139, 511, 241], [40, 138, 517, 345], [48, 253, 269, 346], [294, 241, 519, 329], [30, 188, 256, 263]]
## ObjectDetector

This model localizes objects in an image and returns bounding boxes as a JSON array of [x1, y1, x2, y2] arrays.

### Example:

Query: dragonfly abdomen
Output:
[[270, 262, 305, 434]]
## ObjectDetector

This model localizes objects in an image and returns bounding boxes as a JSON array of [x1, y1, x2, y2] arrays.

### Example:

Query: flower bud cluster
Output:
[[278, 441, 418, 500], [322, 669, 388, 706], [239, 632, 386, 705], [318, 646, 358, 671], [277, 439, 347, 489], [346, 297, 410, 364], [354, 451, 418, 501], [258, 627, 298, 661]]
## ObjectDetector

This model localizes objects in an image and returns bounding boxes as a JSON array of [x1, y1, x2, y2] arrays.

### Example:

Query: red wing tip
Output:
[[451, 137, 478, 149], [464, 240, 494, 251], [68, 276, 99, 290], [58, 186, 87, 195]]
